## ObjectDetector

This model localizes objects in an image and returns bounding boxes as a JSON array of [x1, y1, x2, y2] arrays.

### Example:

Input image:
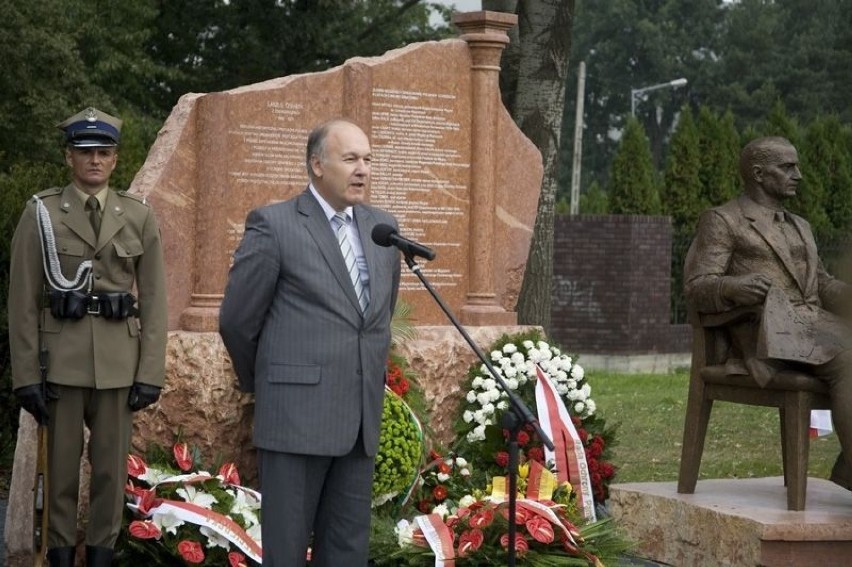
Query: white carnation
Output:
[[395, 519, 415, 547], [463, 410, 474, 423], [502, 343, 518, 354], [572, 364, 585, 380], [490, 350, 503, 361], [585, 399, 597, 415], [472, 376, 483, 389], [574, 401, 586, 414]]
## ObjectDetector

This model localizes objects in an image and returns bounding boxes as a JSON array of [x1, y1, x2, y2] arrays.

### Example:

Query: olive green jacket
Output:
[[8, 184, 167, 390]]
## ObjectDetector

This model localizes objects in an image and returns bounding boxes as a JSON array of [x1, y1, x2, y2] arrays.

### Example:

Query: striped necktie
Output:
[[333, 212, 368, 312]]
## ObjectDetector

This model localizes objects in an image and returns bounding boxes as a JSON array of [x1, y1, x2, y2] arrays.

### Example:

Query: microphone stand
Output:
[[402, 253, 554, 567]]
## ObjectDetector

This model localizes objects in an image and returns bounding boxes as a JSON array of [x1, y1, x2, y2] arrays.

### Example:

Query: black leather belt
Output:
[[48, 290, 137, 320]]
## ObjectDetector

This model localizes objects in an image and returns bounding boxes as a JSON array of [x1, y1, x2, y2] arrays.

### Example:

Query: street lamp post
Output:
[[630, 77, 688, 116]]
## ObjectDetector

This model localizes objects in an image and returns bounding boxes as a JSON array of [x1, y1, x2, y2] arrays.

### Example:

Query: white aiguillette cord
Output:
[[32, 195, 92, 292]]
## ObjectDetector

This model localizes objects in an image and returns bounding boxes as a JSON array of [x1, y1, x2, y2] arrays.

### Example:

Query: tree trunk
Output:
[[487, 0, 574, 332]]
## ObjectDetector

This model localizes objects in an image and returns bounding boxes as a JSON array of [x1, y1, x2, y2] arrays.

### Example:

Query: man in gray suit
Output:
[[684, 135, 852, 492], [219, 119, 401, 566]]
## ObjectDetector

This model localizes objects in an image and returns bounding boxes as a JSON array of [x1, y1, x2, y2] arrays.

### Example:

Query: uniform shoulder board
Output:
[[117, 190, 149, 206], [33, 186, 63, 199]]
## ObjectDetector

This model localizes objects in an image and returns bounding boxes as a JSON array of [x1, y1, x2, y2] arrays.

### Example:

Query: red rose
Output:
[[499, 533, 529, 555], [587, 442, 603, 458], [577, 428, 589, 443], [397, 379, 410, 395], [469, 508, 494, 528], [526, 447, 545, 463], [457, 529, 484, 557], [494, 451, 509, 468], [418, 499, 433, 514], [432, 485, 448, 501], [601, 462, 615, 478], [437, 461, 452, 475], [219, 462, 241, 485], [525, 516, 555, 544], [128, 520, 161, 540], [228, 551, 248, 567], [173, 443, 193, 472], [127, 454, 147, 478], [177, 540, 205, 564], [517, 431, 530, 447]]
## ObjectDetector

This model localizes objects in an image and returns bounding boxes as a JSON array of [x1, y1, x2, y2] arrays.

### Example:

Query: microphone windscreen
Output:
[[371, 223, 397, 247]]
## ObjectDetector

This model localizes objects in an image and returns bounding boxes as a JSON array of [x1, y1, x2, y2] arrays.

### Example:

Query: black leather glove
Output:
[[15, 384, 52, 425], [128, 383, 161, 412]]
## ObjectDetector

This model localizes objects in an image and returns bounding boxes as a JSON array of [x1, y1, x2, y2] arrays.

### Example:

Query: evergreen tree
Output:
[[696, 106, 741, 207], [801, 116, 852, 240], [581, 180, 609, 214], [662, 106, 703, 237], [609, 116, 660, 215]]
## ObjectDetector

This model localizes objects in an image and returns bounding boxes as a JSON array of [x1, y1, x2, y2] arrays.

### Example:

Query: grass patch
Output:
[[591, 371, 840, 484]]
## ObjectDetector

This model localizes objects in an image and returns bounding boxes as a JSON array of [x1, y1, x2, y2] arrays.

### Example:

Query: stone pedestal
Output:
[[610, 478, 852, 566]]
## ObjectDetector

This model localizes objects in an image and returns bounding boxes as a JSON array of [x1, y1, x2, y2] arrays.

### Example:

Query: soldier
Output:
[[8, 107, 168, 566]]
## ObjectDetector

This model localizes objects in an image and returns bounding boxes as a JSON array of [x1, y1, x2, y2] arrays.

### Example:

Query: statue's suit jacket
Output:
[[684, 194, 850, 377], [219, 189, 401, 457]]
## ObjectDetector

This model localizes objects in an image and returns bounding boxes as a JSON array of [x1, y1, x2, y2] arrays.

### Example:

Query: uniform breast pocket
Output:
[[113, 239, 143, 282], [55, 237, 86, 280]]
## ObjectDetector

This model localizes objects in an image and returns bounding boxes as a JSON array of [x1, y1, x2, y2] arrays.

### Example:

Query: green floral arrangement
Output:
[[372, 382, 426, 508]]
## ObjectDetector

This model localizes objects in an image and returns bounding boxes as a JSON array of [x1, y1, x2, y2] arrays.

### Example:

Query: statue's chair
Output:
[[677, 306, 831, 510]]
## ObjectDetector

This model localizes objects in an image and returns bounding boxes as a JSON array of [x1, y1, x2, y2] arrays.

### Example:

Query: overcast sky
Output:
[[431, 0, 482, 24]]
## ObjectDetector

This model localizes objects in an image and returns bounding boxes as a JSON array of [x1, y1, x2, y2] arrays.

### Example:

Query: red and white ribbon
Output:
[[414, 513, 456, 567], [146, 499, 262, 563], [534, 363, 596, 522]]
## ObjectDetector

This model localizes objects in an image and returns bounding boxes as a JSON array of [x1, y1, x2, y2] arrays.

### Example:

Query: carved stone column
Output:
[[455, 11, 519, 326]]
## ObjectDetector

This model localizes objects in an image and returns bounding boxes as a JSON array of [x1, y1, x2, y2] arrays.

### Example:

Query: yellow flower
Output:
[[518, 463, 530, 480]]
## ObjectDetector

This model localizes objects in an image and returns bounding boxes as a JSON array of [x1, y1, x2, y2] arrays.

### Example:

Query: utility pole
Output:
[[570, 61, 585, 216]]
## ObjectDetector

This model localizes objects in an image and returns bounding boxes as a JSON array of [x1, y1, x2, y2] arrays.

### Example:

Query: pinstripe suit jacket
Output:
[[219, 189, 400, 456]]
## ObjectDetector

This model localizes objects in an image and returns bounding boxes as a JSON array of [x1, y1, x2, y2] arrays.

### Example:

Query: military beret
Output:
[[57, 107, 123, 148]]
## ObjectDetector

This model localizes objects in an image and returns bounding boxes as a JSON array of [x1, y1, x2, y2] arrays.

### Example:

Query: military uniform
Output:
[[7, 108, 167, 566]]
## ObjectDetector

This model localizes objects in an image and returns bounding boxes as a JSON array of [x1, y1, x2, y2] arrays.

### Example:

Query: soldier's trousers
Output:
[[46, 385, 132, 549]]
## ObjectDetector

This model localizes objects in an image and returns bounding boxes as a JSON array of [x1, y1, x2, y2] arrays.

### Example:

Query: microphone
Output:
[[371, 224, 436, 261]]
